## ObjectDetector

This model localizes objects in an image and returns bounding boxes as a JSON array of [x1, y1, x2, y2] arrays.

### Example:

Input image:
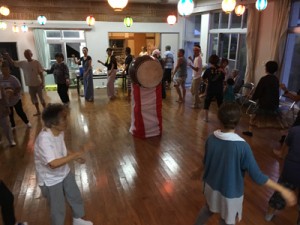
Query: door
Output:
[[0, 42, 22, 87]]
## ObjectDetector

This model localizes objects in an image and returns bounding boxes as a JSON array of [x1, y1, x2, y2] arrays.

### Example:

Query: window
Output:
[[220, 13, 229, 29], [46, 30, 86, 68], [208, 10, 247, 76], [46, 30, 61, 38], [211, 13, 220, 29], [281, 1, 300, 92], [194, 14, 201, 37]]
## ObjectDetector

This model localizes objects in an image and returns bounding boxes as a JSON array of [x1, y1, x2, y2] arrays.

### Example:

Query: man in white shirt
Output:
[[163, 45, 174, 89], [4, 49, 46, 116], [189, 45, 203, 109]]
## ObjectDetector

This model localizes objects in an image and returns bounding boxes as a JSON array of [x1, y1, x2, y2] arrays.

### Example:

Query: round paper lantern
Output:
[[256, 0, 268, 11], [0, 21, 7, 30], [222, 0, 236, 13], [167, 15, 177, 25], [86, 16, 95, 26], [21, 24, 28, 32], [124, 16, 133, 27], [177, 0, 194, 17], [108, 0, 128, 11], [37, 15, 47, 25], [12, 24, 19, 33], [235, 5, 246, 16], [0, 6, 10, 16]]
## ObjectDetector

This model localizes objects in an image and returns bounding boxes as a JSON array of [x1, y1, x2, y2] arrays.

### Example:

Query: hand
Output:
[[280, 83, 287, 91], [71, 54, 75, 58], [66, 79, 70, 86], [272, 149, 283, 159], [82, 141, 95, 152], [281, 188, 297, 207], [188, 56, 193, 61], [75, 157, 86, 164]]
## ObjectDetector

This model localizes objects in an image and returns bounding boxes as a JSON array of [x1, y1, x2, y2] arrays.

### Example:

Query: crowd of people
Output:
[[0, 44, 299, 225]]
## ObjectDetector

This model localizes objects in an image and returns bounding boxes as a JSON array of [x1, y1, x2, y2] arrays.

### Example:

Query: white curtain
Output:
[[33, 29, 50, 68], [244, 5, 260, 84], [270, 0, 291, 74]]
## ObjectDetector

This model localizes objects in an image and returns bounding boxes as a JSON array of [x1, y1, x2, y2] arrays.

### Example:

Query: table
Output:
[[76, 72, 126, 96]]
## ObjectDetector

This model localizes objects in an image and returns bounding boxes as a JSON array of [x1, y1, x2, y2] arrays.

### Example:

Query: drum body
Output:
[[129, 55, 163, 88], [129, 83, 162, 138]]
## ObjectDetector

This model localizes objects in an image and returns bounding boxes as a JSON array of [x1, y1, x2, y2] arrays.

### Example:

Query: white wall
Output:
[[0, 19, 185, 91], [85, 19, 185, 71], [0, 25, 38, 92]]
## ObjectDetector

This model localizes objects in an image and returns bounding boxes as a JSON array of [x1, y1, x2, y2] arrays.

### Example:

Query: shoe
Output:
[[10, 141, 16, 147], [16, 222, 28, 225], [26, 122, 32, 128], [242, 131, 253, 137], [73, 218, 93, 225], [265, 212, 275, 221]]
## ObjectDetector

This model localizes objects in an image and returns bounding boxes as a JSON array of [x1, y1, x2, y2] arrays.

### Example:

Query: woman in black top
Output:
[[202, 54, 225, 122], [98, 48, 118, 100]]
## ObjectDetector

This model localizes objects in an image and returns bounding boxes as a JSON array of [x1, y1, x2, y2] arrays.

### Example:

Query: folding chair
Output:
[[279, 91, 298, 125], [235, 82, 255, 107]]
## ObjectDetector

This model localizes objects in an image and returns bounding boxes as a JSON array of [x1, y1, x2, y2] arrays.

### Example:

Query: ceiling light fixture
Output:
[[0, 6, 10, 16], [124, 16, 133, 27], [21, 23, 28, 32], [86, 16, 95, 26], [108, 0, 128, 11], [0, 21, 7, 30], [256, 0, 268, 11], [222, 0, 236, 13], [37, 15, 47, 25], [12, 23, 19, 33], [177, 0, 194, 17], [167, 15, 177, 25], [235, 5, 246, 16]]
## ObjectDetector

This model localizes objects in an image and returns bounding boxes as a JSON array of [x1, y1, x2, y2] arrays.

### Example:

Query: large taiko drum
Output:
[[129, 55, 163, 88]]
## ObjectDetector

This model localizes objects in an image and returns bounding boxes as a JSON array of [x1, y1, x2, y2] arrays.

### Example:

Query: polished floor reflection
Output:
[[0, 88, 296, 225]]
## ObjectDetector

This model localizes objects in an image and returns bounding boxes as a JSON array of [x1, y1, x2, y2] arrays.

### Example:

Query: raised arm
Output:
[[72, 54, 81, 65], [280, 83, 300, 102]]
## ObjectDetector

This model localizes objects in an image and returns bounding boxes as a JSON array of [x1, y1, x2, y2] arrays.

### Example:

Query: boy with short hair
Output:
[[34, 103, 93, 225]]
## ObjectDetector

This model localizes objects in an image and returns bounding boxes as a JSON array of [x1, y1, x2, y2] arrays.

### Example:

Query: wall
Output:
[[253, 1, 276, 84], [0, 25, 37, 92], [85, 20, 185, 71], [0, 19, 185, 90]]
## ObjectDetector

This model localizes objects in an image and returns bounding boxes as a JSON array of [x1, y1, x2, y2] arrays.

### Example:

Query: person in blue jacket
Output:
[[193, 103, 296, 225]]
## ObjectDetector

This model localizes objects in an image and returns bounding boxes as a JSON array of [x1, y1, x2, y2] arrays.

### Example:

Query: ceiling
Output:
[[2, 0, 179, 22]]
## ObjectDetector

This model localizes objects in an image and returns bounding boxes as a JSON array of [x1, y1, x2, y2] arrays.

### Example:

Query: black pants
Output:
[[57, 83, 70, 103], [0, 181, 16, 225], [163, 68, 172, 84], [9, 99, 29, 128]]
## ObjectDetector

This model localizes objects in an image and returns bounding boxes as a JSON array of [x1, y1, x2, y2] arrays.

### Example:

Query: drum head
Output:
[[129, 55, 163, 88]]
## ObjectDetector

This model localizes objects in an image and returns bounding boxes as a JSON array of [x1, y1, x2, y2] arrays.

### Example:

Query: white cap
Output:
[[152, 49, 160, 56]]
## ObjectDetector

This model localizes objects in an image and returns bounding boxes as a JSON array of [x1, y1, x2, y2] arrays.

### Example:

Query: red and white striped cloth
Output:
[[129, 83, 162, 138]]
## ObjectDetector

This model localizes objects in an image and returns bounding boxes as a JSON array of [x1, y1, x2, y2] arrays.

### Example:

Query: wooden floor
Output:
[[0, 87, 297, 225]]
